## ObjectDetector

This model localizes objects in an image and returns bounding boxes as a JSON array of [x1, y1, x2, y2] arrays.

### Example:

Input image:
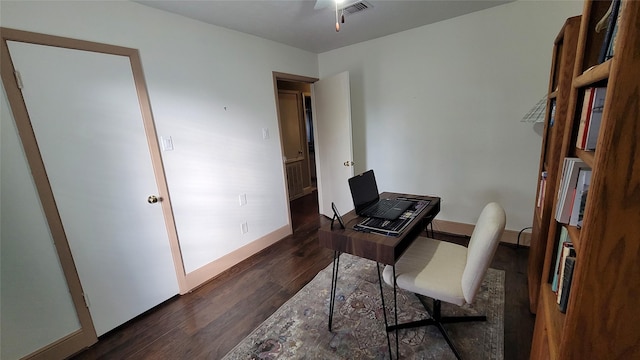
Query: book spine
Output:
[[576, 188, 589, 228], [576, 88, 595, 149], [556, 158, 587, 224], [557, 242, 575, 302], [569, 169, 592, 226], [556, 158, 572, 219], [559, 256, 576, 313], [537, 171, 547, 208], [584, 87, 607, 150], [551, 228, 569, 292]]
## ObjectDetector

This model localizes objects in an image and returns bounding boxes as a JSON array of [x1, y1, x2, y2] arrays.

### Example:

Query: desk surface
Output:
[[318, 192, 441, 265]]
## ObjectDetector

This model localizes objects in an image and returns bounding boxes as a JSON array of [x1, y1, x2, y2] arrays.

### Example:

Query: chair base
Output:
[[386, 296, 486, 360]]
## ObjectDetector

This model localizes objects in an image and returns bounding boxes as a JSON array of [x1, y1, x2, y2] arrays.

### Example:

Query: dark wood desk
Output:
[[318, 192, 441, 359], [318, 192, 441, 265]]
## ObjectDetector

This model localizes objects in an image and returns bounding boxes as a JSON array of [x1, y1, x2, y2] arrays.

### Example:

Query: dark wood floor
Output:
[[71, 192, 534, 359]]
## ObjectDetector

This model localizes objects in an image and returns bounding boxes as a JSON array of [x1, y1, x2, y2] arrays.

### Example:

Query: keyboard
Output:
[[366, 200, 396, 217], [361, 199, 413, 220], [355, 199, 431, 236]]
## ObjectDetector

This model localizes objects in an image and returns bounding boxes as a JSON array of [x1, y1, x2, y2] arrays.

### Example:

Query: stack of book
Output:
[[551, 227, 576, 313], [555, 158, 591, 225], [569, 169, 591, 228], [576, 87, 607, 151]]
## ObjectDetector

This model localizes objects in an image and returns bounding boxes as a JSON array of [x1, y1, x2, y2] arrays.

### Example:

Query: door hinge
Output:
[[14, 71, 24, 89]]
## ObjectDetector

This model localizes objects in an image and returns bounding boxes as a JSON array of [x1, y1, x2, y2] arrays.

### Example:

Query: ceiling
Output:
[[134, 0, 513, 53]]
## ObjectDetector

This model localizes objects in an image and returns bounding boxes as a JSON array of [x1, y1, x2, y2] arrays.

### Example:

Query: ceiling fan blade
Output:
[[314, 0, 333, 10]]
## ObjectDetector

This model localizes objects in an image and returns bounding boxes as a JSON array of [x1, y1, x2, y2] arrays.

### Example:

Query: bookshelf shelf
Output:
[[565, 225, 580, 254], [573, 59, 611, 88], [529, 1, 640, 359], [575, 148, 594, 168]]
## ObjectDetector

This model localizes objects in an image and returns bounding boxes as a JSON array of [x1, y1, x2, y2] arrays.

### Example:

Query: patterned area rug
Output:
[[223, 253, 504, 359]]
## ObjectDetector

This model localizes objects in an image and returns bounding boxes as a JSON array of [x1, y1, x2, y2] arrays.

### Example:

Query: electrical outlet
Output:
[[241, 222, 249, 234], [239, 194, 247, 206]]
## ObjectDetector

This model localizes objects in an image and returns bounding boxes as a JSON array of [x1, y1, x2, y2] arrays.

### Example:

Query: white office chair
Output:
[[382, 202, 506, 359]]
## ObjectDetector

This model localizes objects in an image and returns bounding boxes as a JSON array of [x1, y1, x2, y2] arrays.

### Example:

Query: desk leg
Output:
[[392, 265, 399, 357], [377, 263, 395, 359], [424, 215, 435, 238], [328, 251, 340, 332]]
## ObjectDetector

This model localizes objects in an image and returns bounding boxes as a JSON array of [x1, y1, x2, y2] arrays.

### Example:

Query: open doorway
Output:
[[273, 73, 319, 231]]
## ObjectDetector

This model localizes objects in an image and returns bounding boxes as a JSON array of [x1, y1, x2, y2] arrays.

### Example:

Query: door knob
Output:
[[147, 195, 159, 204], [343, 161, 354, 166]]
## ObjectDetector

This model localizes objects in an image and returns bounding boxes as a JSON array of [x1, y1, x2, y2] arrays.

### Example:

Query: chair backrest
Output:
[[461, 202, 506, 304]]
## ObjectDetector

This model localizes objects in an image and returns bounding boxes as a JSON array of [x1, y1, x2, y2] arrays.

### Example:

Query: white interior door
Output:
[[7, 41, 179, 336], [312, 71, 354, 217]]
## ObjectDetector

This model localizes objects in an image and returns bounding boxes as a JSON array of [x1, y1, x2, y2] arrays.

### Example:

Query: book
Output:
[[559, 256, 576, 313], [583, 87, 607, 150], [606, 0, 627, 61], [576, 88, 595, 148], [556, 158, 588, 224], [577, 188, 589, 228], [598, 0, 621, 63], [557, 242, 576, 303], [569, 169, 592, 226], [537, 171, 547, 208], [555, 158, 573, 214], [551, 227, 570, 292]]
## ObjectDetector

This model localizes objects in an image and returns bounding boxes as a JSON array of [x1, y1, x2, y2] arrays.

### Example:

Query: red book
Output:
[[576, 88, 595, 149]]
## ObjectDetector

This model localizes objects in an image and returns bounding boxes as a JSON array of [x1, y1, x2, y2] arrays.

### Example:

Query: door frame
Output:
[[0, 28, 187, 359], [272, 72, 319, 228]]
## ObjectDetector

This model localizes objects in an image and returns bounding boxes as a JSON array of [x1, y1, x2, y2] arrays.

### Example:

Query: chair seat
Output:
[[383, 237, 468, 306]]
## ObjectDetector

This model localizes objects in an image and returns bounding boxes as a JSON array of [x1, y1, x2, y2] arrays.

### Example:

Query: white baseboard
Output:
[[182, 225, 292, 293], [182, 218, 530, 294], [432, 219, 531, 247]]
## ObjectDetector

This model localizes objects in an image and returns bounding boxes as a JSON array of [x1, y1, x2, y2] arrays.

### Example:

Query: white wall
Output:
[[318, 0, 583, 232], [1, 91, 81, 359], [1, 0, 319, 275], [1, 0, 318, 357], [0, 0, 583, 357]]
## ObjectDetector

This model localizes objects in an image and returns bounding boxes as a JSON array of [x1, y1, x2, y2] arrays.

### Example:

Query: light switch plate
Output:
[[161, 136, 174, 151]]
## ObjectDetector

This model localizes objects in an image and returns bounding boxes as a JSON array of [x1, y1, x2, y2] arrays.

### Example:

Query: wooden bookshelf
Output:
[[527, 15, 580, 314], [529, 1, 640, 359]]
